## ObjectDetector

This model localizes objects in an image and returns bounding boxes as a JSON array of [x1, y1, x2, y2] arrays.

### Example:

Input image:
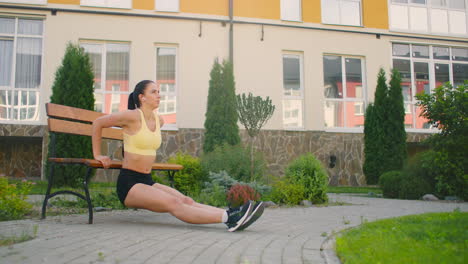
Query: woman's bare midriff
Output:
[[122, 151, 156, 174]]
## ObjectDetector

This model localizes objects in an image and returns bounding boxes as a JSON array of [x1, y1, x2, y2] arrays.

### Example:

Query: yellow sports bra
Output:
[[123, 109, 162, 156]]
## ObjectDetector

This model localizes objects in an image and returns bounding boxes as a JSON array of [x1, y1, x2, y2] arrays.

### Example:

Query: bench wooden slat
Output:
[[49, 158, 183, 170], [48, 118, 123, 140], [46, 103, 104, 123]]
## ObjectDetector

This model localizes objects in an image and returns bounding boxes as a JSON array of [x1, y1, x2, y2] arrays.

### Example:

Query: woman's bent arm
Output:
[[92, 111, 134, 168]]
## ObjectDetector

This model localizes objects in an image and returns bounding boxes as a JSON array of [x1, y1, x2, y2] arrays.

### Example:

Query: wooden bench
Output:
[[42, 103, 183, 224]]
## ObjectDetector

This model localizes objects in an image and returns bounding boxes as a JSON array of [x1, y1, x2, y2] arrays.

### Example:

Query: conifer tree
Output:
[[203, 59, 240, 153], [47, 43, 95, 187], [386, 69, 407, 172], [364, 69, 388, 184]]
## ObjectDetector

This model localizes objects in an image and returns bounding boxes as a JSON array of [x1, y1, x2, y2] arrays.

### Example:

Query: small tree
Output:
[[203, 59, 240, 153], [236, 93, 275, 181], [47, 43, 95, 187], [416, 82, 467, 199]]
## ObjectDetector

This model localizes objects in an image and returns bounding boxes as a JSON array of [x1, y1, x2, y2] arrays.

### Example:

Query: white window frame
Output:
[[323, 54, 367, 132], [155, 45, 178, 131], [388, 0, 468, 37], [0, 16, 44, 124], [0, 0, 46, 4], [155, 0, 180, 13], [282, 52, 305, 130], [80, 41, 131, 114], [391, 41, 468, 132], [281, 0, 302, 22], [321, 0, 363, 27], [80, 0, 132, 9]]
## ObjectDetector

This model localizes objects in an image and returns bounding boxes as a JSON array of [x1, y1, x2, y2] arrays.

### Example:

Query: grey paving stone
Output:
[[0, 194, 466, 264]]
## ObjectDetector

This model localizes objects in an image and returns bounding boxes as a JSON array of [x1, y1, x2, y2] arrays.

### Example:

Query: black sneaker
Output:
[[237, 201, 265, 231], [225, 200, 253, 232]]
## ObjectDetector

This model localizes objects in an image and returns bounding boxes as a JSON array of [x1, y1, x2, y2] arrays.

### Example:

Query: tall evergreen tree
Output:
[[386, 69, 407, 171], [221, 60, 241, 146], [47, 43, 95, 187], [203, 59, 240, 153], [364, 69, 389, 184], [364, 68, 407, 184], [363, 104, 379, 184]]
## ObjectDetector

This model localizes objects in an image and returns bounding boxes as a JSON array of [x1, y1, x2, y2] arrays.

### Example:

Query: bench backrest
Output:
[[46, 103, 123, 140]]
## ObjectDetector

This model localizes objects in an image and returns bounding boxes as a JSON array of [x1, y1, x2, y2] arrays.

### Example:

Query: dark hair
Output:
[[128, 80, 154, 109]]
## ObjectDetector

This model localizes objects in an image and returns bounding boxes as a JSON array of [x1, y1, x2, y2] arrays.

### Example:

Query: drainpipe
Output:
[[229, 0, 233, 64]]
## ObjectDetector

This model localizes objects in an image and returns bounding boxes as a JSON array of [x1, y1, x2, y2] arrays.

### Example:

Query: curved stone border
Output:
[[320, 232, 342, 264]]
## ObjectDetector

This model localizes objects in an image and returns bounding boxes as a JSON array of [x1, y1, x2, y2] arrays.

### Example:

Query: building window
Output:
[[281, 0, 302, 21], [0, 17, 43, 122], [322, 0, 362, 26], [81, 42, 130, 114], [156, 46, 177, 129], [390, 0, 467, 36], [323, 55, 366, 128], [392, 43, 468, 129], [282, 53, 304, 128], [155, 0, 179, 12], [80, 0, 132, 9]]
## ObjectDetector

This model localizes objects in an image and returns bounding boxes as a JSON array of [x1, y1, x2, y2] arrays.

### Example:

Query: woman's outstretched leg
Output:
[[125, 183, 222, 224], [152, 183, 225, 212]]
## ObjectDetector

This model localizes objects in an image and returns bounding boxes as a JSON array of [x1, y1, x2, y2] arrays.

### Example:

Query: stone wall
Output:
[[94, 128, 432, 186], [0, 124, 433, 186], [0, 124, 46, 178]]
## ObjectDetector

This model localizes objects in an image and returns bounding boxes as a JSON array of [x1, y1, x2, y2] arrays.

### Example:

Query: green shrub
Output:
[[379, 171, 404, 198], [416, 82, 467, 200], [167, 152, 206, 196], [53, 189, 125, 210], [399, 152, 436, 200], [0, 178, 33, 221], [285, 153, 328, 204], [193, 183, 228, 208], [204, 171, 271, 197], [226, 184, 260, 207], [201, 143, 266, 182], [270, 179, 306, 206]]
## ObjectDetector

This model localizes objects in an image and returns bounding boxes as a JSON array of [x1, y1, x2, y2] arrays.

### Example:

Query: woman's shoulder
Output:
[[110, 109, 140, 123]]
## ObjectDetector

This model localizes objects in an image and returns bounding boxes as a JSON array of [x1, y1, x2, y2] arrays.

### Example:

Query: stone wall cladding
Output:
[[0, 124, 433, 186], [0, 124, 46, 178]]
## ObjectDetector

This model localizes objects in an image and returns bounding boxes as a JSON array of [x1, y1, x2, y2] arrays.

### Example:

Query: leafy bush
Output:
[[416, 82, 467, 200], [201, 143, 266, 182], [269, 179, 306, 206], [285, 153, 328, 204], [0, 178, 33, 221], [53, 189, 125, 210], [399, 152, 436, 200], [379, 171, 403, 198], [226, 184, 260, 207], [193, 183, 228, 208], [204, 171, 271, 196], [380, 152, 437, 200], [167, 152, 206, 196]]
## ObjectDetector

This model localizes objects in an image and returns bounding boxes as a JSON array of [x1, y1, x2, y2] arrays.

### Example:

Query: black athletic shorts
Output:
[[117, 168, 155, 205]]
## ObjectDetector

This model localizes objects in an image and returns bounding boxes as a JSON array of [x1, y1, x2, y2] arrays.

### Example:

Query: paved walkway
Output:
[[0, 194, 466, 264]]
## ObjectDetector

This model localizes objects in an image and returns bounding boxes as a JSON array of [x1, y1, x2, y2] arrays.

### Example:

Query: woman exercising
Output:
[[92, 80, 264, 231]]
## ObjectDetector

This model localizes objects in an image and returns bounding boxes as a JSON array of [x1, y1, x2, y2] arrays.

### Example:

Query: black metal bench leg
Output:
[[41, 164, 54, 220], [168, 171, 176, 188], [83, 167, 93, 224]]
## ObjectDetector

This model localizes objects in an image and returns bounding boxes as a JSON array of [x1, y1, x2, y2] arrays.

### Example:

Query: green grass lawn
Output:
[[327, 186, 382, 194], [336, 211, 467, 264]]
